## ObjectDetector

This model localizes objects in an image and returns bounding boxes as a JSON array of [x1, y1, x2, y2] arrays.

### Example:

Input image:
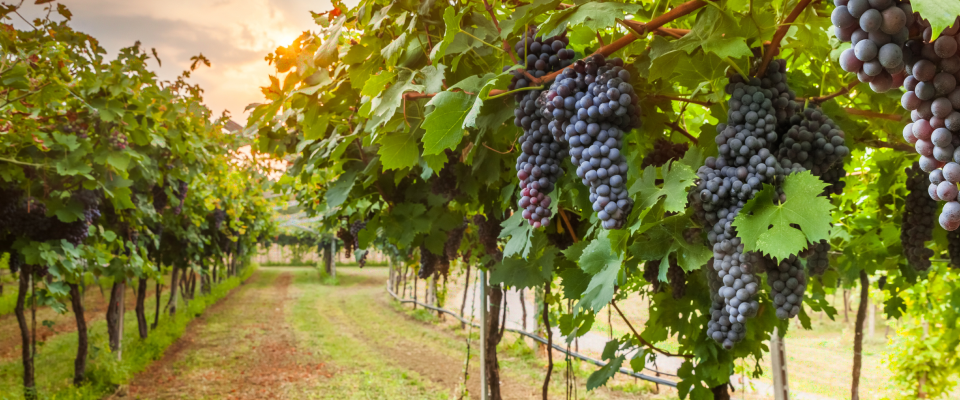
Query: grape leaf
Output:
[[421, 64, 447, 94], [912, 0, 960, 40], [732, 171, 834, 261], [369, 70, 424, 129], [538, 2, 642, 38], [360, 71, 397, 98], [381, 33, 408, 66], [500, 211, 533, 258], [422, 91, 474, 155], [315, 16, 344, 68], [560, 266, 591, 300], [576, 235, 622, 313], [499, 0, 562, 38], [586, 340, 624, 390], [376, 130, 419, 170], [433, 6, 467, 66], [629, 160, 697, 213], [325, 168, 359, 209], [489, 247, 556, 289]]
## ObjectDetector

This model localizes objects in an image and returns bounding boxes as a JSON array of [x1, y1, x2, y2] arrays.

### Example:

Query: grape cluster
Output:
[[49, 190, 101, 245], [902, 162, 936, 270], [644, 260, 662, 293], [152, 184, 168, 213], [432, 150, 462, 200], [694, 64, 800, 347], [804, 239, 832, 276], [765, 255, 806, 319], [641, 139, 689, 168], [418, 244, 440, 279], [948, 228, 960, 267], [512, 31, 573, 229], [0, 188, 99, 245], [667, 258, 687, 299], [440, 220, 467, 276], [507, 28, 574, 100], [833, 0, 913, 91], [349, 220, 368, 267], [777, 108, 851, 175], [473, 214, 502, 260], [821, 162, 848, 196], [108, 129, 129, 150], [171, 180, 188, 215], [336, 227, 354, 257], [540, 55, 639, 229], [897, 22, 960, 230]]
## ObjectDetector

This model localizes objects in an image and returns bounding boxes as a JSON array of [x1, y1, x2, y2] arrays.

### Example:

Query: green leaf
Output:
[[912, 0, 960, 40], [370, 70, 424, 129], [421, 65, 447, 94], [500, 211, 533, 258], [538, 2, 642, 38], [629, 160, 697, 213], [361, 70, 397, 98], [500, 0, 562, 38], [315, 16, 345, 68], [733, 171, 834, 261], [422, 91, 474, 155], [381, 33, 408, 66], [560, 267, 591, 300], [489, 247, 556, 289], [433, 6, 467, 67], [377, 131, 419, 170], [325, 168, 359, 209], [576, 235, 622, 312], [303, 105, 331, 141], [586, 354, 624, 391]]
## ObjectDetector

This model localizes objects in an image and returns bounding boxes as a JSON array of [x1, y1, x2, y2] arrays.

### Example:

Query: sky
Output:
[[13, 0, 349, 123]]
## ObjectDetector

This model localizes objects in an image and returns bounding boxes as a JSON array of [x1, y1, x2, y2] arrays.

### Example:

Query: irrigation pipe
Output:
[[386, 283, 678, 388]]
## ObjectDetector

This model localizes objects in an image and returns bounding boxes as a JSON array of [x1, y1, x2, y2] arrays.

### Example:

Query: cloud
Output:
[[14, 0, 337, 121]]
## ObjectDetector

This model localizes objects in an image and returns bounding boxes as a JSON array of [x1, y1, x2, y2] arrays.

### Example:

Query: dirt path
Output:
[[118, 267, 647, 399], [122, 271, 325, 399]]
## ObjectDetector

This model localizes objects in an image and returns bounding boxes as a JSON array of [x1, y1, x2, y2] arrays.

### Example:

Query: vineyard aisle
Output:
[[121, 267, 656, 399]]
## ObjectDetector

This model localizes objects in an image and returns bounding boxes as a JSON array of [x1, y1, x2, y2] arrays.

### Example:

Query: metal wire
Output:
[[386, 283, 678, 387]]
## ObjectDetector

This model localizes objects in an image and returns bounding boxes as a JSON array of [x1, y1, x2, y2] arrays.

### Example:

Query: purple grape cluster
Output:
[[903, 162, 936, 270], [171, 180, 188, 215], [641, 139, 689, 168], [540, 55, 639, 229], [766, 255, 806, 319], [512, 31, 574, 228], [833, 0, 913, 91], [898, 22, 960, 230], [507, 28, 575, 101]]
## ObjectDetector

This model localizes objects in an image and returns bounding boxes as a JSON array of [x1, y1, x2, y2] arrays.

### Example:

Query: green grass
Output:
[[0, 265, 256, 400], [288, 272, 448, 399]]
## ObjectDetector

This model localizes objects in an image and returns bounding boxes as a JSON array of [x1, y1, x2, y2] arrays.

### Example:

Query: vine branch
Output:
[[843, 108, 903, 121], [611, 300, 694, 359], [666, 121, 699, 145], [755, 0, 814, 77], [649, 94, 713, 106], [558, 207, 579, 243]]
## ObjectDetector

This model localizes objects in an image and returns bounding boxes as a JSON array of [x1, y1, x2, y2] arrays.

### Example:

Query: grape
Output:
[[432, 150, 462, 200], [540, 55, 638, 230], [418, 244, 440, 279], [644, 260, 662, 293], [349, 220, 368, 267], [902, 162, 936, 270], [667, 257, 687, 299], [641, 139, 689, 168], [831, 0, 911, 87], [512, 29, 573, 228], [766, 255, 806, 319], [336, 227, 354, 257], [805, 239, 831, 276], [152, 183, 168, 213], [948, 227, 960, 268]]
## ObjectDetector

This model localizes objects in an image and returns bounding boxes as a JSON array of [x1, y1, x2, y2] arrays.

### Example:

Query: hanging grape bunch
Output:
[[902, 162, 936, 270], [833, 0, 913, 91], [108, 129, 129, 150], [695, 61, 801, 348], [666, 258, 687, 300], [641, 139, 689, 168], [512, 29, 573, 228], [336, 227, 354, 257], [418, 244, 440, 279], [349, 220, 368, 267], [171, 179, 189, 215], [541, 54, 639, 230], [804, 240, 832, 276], [507, 28, 575, 100], [947, 228, 960, 267], [765, 255, 806, 319], [152, 183, 168, 213]]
